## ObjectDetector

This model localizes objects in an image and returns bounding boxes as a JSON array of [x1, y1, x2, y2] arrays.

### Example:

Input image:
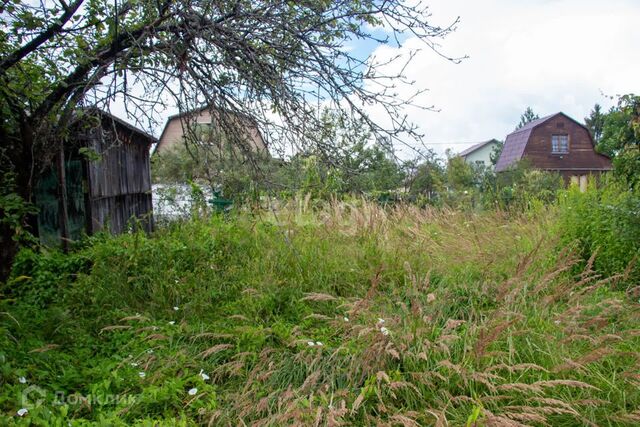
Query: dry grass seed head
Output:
[[483, 409, 531, 427], [199, 343, 233, 359], [533, 379, 598, 390], [474, 317, 520, 359], [301, 292, 337, 302]]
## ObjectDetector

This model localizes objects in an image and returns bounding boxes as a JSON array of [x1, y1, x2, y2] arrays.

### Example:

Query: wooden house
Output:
[[34, 110, 155, 247], [495, 112, 612, 186], [154, 106, 267, 155]]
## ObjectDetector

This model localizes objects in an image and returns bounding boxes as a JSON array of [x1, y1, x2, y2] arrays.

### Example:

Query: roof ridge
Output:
[[508, 113, 561, 135], [458, 139, 499, 157]]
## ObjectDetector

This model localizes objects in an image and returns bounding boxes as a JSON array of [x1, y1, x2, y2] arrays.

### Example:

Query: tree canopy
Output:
[[515, 107, 539, 130], [585, 103, 606, 143], [596, 94, 640, 188], [0, 0, 461, 273], [1, 0, 460, 183]]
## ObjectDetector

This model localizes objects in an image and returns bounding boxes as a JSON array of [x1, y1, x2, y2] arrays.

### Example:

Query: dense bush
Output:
[[557, 176, 640, 284]]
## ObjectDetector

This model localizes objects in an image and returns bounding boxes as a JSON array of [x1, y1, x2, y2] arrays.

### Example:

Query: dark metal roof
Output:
[[495, 113, 560, 172], [458, 139, 500, 158]]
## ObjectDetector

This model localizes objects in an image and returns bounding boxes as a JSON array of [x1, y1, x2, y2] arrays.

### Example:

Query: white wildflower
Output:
[[168, 321, 175, 325], [377, 318, 385, 324], [307, 341, 315, 346], [188, 387, 198, 396], [18, 376, 26, 384], [130, 362, 139, 367], [554, 320, 561, 325], [343, 316, 349, 322], [138, 371, 146, 378], [17, 408, 28, 417], [199, 370, 210, 381], [173, 306, 179, 311], [380, 327, 390, 336], [315, 341, 323, 346]]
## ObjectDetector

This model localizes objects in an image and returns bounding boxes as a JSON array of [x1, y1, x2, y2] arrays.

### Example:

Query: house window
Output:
[[551, 134, 569, 153], [475, 160, 485, 166]]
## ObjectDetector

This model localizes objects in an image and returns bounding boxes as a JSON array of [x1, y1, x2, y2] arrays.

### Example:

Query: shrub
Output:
[[557, 176, 640, 283]]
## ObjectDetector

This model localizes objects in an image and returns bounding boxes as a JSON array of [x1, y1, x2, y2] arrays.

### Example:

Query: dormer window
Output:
[[551, 134, 569, 154]]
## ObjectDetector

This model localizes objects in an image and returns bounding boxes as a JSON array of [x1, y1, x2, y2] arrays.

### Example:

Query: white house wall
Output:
[[462, 142, 499, 169]]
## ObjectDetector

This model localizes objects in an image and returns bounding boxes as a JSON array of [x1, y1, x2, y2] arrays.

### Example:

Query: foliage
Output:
[[515, 107, 540, 130], [0, 0, 459, 276], [489, 140, 504, 166], [151, 143, 278, 202], [405, 152, 445, 200], [0, 172, 38, 279], [152, 110, 405, 201], [584, 103, 606, 143], [497, 163, 563, 207], [1, 201, 639, 425], [445, 156, 476, 191], [556, 176, 640, 283], [0, 173, 37, 246], [596, 94, 640, 188]]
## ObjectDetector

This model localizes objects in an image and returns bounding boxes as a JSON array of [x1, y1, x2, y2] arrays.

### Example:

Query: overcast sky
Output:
[[369, 0, 640, 156], [112, 0, 640, 158]]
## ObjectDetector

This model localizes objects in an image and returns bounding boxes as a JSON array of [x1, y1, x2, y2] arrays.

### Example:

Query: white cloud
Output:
[[365, 0, 640, 156]]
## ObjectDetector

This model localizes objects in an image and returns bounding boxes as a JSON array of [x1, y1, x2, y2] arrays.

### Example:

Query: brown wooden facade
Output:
[[35, 110, 155, 247], [495, 112, 612, 182]]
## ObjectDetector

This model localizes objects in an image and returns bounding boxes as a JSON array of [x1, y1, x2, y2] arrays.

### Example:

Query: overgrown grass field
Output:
[[1, 191, 639, 425]]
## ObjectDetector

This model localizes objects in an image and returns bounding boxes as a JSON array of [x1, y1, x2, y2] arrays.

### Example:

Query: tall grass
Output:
[[1, 200, 639, 425]]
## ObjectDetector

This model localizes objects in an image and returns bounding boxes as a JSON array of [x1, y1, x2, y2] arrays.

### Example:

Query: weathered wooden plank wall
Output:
[[86, 120, 154, 234]]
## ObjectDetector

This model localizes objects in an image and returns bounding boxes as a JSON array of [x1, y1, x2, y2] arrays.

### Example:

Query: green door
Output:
[[35, 159, 86, 247]]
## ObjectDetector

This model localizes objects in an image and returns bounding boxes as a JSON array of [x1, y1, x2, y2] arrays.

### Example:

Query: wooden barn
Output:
[[34, 110, 155, 248], [495, 112, 612, 186]]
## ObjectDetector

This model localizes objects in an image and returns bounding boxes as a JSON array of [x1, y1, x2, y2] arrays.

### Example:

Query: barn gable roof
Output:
[[99, 110, 157, 146], [495, 112, 585, 172], [80, 108, 157, 147]]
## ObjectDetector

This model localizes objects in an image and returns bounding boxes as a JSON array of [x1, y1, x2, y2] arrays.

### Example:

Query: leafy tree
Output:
[[0, 0, 460, 274], [289, 110, 405, 197], [489, 160, 562, 209], [598, 108, 630, 158], [515, 107, 540, 130], [597, 94, 640, 188], [151, 143, 278, 201], [446, 156, 476, 191], [490, 140, 504, 166], [405, 150, 444, 198], [584, 103, 606, 143]]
